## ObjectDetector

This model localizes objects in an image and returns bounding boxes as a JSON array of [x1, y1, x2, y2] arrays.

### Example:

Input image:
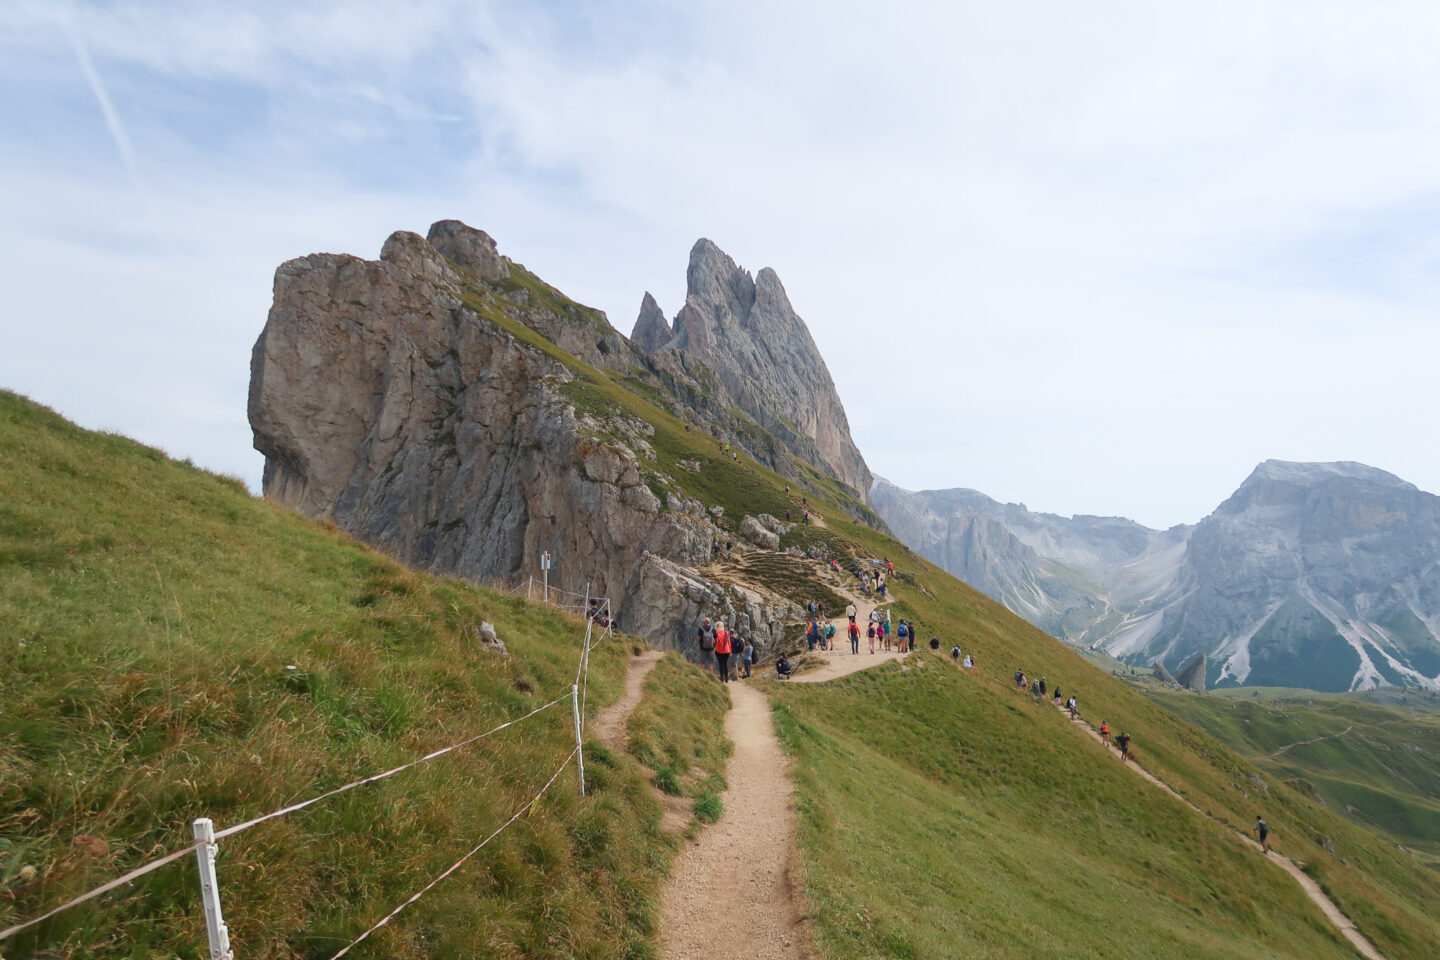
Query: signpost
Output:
[[541, 552, 552, 604]]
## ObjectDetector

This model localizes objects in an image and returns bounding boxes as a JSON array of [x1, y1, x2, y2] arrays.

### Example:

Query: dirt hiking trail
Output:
[[657, 680, 807, 960], [592, 649, 664, 752], [1052, 701, 1384, 960]]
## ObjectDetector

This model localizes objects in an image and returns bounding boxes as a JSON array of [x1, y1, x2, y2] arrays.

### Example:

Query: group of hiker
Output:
[[1012, 669, 1138, 762], [694, 616, 754, 683]]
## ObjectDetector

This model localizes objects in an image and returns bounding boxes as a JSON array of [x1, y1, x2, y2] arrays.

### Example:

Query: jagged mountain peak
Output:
[[630, 291, 673, 352], [635, 238, 873, 500]]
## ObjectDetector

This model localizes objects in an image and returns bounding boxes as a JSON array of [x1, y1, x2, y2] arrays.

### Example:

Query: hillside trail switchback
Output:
[[1052, 701, 1385, 960]]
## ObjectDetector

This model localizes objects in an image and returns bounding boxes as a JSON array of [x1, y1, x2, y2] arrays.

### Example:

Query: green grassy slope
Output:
[[0, 390, 720, 959], [758, 556, 1440, 958], [1149, 691, 1440, 866]]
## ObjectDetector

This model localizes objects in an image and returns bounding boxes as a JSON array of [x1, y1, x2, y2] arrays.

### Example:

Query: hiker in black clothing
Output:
[[776, 655, 793, 680], [1255, 816, 1270, 854], [1039, 677, 1047, 697], [696, 617, 716, 672], [1116, 732, 1131, 761]]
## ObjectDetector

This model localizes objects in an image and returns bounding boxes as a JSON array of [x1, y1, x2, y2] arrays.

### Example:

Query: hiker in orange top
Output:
[[1099, 721, 1110, 744], [714, 620, 733, 683]]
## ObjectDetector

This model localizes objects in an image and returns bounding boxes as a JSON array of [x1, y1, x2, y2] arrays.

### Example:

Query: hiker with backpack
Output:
[[742, 639, 754, 678], [825, 621, 836, 647], [1255, 816, 1270, 854], [696, 617, 716, 671], [951, 644, 961, 663], [1067, 696, 1079, 720], [846, 602, 857, 623], [1116, 731, 1131, 761]]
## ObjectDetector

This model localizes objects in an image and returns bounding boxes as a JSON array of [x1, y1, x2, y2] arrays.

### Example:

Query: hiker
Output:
[[930, 635, 940, 651], [776, 654, 793, 680], [1067, 696, 1078, 720], [786, 508, 791, 521], [1014, 669, 1024, 687], [696, 617, 716, 672], [714, 620, 733, 683], [849, 619, 860, 654], [846, 602, 857, 623], [898, 620, 909, 651], [1099, 721, 1110, 744], [742, 639, 754, 678], [887, 559, 894, 574], [867, 620, 876, 650], [1031, 679, 1042, 699], [1053, 686, 1062, 704], [878, 580, 887, 599], [1255, 816, 1270, 854], [1116, 731, 1131, 761], [807, 618, 822, 652], [1039, 677, 1047, 697], [824, 621, 836, 646], [950, 644, 961, 663], [963, 654, 973, 669]]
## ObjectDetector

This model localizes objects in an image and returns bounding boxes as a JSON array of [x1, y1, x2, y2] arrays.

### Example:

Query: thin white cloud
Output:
[[64, 19, 143, 190]]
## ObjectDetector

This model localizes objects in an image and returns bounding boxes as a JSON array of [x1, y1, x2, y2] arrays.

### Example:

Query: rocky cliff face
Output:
[[249, 221, 848, 662], [874, 464, 1440, 692], [630, 240, 873, 501]]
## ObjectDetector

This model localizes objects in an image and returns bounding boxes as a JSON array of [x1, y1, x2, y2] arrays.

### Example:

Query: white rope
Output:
[[0, 841, 205, 942], [328, 747, 578, 960], [214, 694, 570, 841], [0, 693, 570, 942]]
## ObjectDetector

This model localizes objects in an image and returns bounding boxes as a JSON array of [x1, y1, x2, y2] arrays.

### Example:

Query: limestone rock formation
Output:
[[631, 292, 672, 352], [739, 515, 781, 551], [249, 221, 825, 662], [630, 240, 873, 501], [1174, 653, 1207, 692], [426, 220, 508, 282]]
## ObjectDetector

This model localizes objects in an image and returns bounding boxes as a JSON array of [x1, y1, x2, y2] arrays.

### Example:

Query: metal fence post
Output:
[[571, 684, 586, 796], [192, 818, 234, 960]]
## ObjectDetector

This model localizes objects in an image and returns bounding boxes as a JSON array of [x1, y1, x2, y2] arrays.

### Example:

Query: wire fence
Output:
[[1, 585, 616, 958]]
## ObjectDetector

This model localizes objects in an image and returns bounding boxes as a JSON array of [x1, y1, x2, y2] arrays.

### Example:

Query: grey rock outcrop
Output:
[[249, 221, 818, 661], [1174, 653, 1207, 691], [739, 515, 781, 551], [631, 292, 673, 352], [630, 240, 873, 502], [426, 220, 508, 282]]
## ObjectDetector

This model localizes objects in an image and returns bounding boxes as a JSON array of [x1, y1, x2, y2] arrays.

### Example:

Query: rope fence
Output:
[[1, 581, 617, 958]]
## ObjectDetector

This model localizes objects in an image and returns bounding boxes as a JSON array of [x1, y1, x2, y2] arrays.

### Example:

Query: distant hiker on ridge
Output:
[[1255, 816, 1270, 854]]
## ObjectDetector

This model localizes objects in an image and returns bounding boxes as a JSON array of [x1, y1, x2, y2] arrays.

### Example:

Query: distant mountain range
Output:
[[874, 461, 1440, 692]]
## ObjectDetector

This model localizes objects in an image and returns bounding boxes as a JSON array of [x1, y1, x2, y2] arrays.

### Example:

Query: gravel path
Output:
[[657, 681, 807, 960], [1053, 701, 1385, 960]]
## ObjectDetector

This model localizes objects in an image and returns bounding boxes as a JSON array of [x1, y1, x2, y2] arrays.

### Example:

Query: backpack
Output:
[[898, 623, 908, 637], [698, 625, 715, 651]]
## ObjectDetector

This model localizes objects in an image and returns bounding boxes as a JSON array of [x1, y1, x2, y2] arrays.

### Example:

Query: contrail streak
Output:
[[66, 21, 143, 189]]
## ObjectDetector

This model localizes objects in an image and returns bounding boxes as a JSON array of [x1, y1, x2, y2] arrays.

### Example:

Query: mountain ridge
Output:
[[875, 461, 1440, 692]]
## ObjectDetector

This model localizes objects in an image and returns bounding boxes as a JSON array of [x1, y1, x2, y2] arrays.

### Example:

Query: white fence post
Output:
[[192, 818, 233, 960], [571, 684, 586, 796]]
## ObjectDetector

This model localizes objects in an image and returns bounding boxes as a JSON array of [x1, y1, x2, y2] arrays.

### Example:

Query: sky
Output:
[[3, 1, 1440, 529]]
